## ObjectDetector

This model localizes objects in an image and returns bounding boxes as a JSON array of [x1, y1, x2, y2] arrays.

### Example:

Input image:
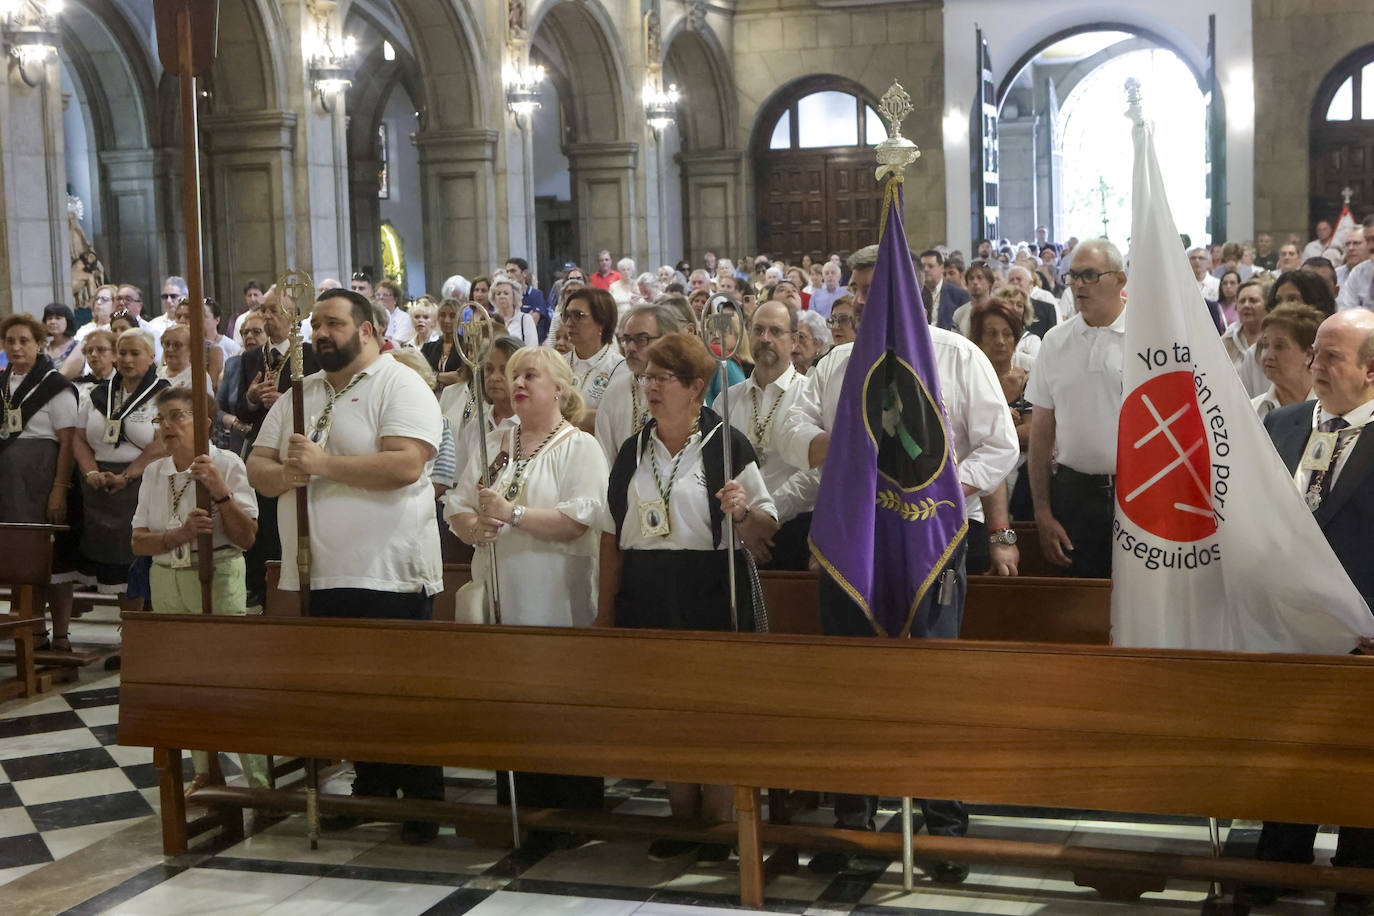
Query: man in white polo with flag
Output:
[[1117, 78, 1374, 914]]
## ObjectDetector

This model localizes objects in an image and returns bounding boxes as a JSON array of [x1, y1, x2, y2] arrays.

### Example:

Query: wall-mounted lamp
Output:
[[503, 60, 544, 119], [307, 21, 355, 113], [1, 0, 61, 88], [644, 82, 681, 134]]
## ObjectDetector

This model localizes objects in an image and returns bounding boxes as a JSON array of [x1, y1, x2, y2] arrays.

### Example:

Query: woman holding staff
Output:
[[598, 332, 775, 863]]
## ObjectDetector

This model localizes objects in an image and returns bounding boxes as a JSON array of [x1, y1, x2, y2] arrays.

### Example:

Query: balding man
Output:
[[1006, 265, 1059, 338], [1337, 215, 1374, 312], [1026, 239, 1126, 578], [1241, 309, 1374, 913], [1188, 248, 1220, 302]]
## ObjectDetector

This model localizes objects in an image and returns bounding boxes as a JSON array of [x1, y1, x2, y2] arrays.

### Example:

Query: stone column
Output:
[[0, 50, 70, 316], [678, 148, 744, 266], [566, 141, 640, 269], [100, 148, 177, 304], [415, 128, 499, 290], [349, 156, 381, 279], [201, 112, 298, 300]]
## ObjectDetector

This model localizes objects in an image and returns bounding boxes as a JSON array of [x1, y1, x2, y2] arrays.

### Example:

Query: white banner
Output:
[[1111, 96, 1373, 653]]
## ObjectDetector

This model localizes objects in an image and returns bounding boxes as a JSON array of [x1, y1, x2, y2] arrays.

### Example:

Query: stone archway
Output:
[[61, 0, 164, 303], [665, 25, 739, 265], [1309, 44, 1374, 228]]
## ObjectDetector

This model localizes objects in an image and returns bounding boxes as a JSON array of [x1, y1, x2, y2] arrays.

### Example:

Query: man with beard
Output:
[[247, 289, 444, 844], [712, 300, 819, 569], [236, 291, 320, 607]]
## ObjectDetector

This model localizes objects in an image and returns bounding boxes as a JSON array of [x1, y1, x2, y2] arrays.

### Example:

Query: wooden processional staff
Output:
[[153, 0, 219, 614]]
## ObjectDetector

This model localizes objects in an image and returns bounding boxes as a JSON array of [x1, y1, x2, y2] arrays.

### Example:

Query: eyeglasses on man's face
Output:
[[1068, 268, 1119, 285], [618, 333, 660, 349]]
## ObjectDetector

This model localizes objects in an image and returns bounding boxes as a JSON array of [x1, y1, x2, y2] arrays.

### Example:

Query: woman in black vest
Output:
[[598, 332, 776, 863], [1, 314, 80, 649]]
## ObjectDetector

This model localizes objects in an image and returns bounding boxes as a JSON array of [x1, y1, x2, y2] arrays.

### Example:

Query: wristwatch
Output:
[[511, 505, 526, 528], [988, 526, 1017, 546]]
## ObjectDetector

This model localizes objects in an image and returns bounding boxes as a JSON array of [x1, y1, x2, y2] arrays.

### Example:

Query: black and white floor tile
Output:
[[0, 610, 1349, 914]]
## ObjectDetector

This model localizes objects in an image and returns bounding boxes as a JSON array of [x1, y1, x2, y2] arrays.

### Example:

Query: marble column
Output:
[[566, 141, 640, 270], [678, 148, 744, 266]]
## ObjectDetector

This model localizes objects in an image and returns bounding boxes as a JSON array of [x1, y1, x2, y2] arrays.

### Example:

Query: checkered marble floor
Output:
[[0, 613, 1350, 914]]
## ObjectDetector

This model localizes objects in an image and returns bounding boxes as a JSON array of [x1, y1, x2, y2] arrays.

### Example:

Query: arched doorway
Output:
[[996, 28, 1212, 246], [1310, 45, 1374, 227], [751, 76, 888, 263]]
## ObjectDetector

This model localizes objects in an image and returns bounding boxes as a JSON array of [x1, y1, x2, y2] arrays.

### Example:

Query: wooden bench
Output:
[[117, 615, 1374, 906], [265, 562, 1111, 643], [0, 523, 50, 699]]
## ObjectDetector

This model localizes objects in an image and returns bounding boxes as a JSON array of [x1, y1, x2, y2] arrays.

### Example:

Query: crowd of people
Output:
[[3, 211, 1373, 888]]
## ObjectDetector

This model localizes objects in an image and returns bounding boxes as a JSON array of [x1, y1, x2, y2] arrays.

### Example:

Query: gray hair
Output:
[[625, 302, 684, 337], [618, 257, 636, 276], [796, 310, 832, 350], [1074, 238, 1125, 272], [848, 244, 880, 273], [163, 275, 189, 297], [441, 275, 470, 300], [116, 327, 156, 355]]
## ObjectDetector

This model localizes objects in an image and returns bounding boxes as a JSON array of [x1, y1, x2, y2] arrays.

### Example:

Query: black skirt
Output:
[[615, 548, 755, 633]]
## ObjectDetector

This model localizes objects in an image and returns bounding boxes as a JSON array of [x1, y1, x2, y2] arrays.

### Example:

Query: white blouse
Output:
[[77, 383, 160, 463], [445, 424, 609, 627], [608, 422, 775, 552], [132, 446, 259, 558], [8, 371, 77, 441], [568, 344, 626, 409]]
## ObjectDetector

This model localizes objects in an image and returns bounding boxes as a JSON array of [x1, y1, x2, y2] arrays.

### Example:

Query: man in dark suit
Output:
[[1242, 309, 1374, 915], [236, 294, 319, 608], [918, 249, 970, 330]]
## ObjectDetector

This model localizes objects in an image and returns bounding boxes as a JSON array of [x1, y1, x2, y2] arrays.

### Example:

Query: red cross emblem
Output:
[[1116, 371, 1217, 543]]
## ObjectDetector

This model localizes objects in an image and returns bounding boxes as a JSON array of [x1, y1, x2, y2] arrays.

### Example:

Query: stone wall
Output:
[[731, 0, 947, 248], [1252, 0, 1374, 241]]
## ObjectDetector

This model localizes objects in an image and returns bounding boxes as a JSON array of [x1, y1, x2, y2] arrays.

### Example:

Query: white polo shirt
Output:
[[9, 371, 77, 440], [1337, 260, 1373, 311], [777, 331, 1019, 523], [712, 365, 820, 524], [256, 353, 443, 594], [568, 344, 626, 410], [1024, 309, 1126, 475], [594, 368, 650, 464]]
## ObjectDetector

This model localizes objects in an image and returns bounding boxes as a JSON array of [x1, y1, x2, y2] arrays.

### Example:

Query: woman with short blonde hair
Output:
[[407, 298, 439, 347]]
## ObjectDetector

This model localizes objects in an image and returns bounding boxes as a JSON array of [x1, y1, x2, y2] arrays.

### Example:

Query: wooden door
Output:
[[756, 153, 880, 263], [1309, 48, 1374, 224]]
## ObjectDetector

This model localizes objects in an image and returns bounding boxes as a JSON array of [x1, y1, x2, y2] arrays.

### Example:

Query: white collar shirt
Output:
[[8, 370, 77, 441], [1296, 398, 1374, 494], [133, 446, 259, 560], [594, 368, 650, 465], [1024, 309, 1126, 475], [712, 365, 820, 523], [255, 353, 443, 594], [568, 344, 626, 408], [807, 285, 845, 318], [1251, 385, 1315, 421], [1337, 259, 1374, 312], [611, 422, 775, 551], [1221, 323, 1269, 398], [777, 331, 1019, 522], [384, 306, 414, 347]]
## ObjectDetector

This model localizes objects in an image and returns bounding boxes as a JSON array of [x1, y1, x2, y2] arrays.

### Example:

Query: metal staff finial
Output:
[[1124, 77, 1145, 127], [874, 79, 921, 182], [275, 269, 315, 380], [454, 309, 503, 626]]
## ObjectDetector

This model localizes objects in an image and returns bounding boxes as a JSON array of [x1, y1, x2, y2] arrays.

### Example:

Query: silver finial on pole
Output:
[[1124, 77, 1145, 126], [874, 80, 921, 181]]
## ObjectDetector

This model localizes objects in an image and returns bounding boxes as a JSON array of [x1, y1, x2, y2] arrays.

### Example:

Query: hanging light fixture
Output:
[[1, 0, 62, 87], [503, 59, 544, 118], [644, 81, 681, 133], [306, 16, 356, 112]]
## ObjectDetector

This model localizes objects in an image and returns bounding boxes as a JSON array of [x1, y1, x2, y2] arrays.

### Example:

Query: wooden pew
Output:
[[266, 563, 1111, 644], [0, 523, 49, 699], [118, 615, 1374, 906]]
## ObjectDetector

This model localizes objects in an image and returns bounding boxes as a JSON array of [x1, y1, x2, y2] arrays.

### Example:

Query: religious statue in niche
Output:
[[507, 0, 527, 43], [645, 9, 661, 65], [68, 195, 105, 317], [380, 221, 407, 291]]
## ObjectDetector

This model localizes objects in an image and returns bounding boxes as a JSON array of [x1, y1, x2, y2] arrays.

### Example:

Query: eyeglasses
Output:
[[563, 309, 590, 323], [566, 275, 585, 283], [84, 346, 112, 355], [162, 293, 183, 300], [641, 371, 681, 388], [152, 409, 192, 426], [1068, 268, 1120, 285], [827, 314, 855, 328], [116, 293, 140, 302], [753, 324, 792, 339], [618, 333, 661, 348]]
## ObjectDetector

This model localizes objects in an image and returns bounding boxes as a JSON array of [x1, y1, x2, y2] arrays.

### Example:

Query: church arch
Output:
[[1310, 44, 1374, 225]]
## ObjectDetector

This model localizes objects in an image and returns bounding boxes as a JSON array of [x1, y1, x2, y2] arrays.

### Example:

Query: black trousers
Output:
[[243, 493, 280, 599], [1049, 467, 1115, 579], [817, 549, 969, 838], [1256, 820, 1374, 875], [759, 513, 813, 572], [310, 588, 444, 802]]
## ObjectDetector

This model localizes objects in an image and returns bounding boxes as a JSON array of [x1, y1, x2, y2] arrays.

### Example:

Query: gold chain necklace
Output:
[[504, 419, 567, 501]]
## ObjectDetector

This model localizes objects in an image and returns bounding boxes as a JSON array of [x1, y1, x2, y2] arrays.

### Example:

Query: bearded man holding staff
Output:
[[246, 288, 445, 846]]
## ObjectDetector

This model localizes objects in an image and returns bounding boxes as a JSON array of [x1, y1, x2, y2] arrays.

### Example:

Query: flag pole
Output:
[[703, 302, 744, 631], [901, 796, 915, 890]]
